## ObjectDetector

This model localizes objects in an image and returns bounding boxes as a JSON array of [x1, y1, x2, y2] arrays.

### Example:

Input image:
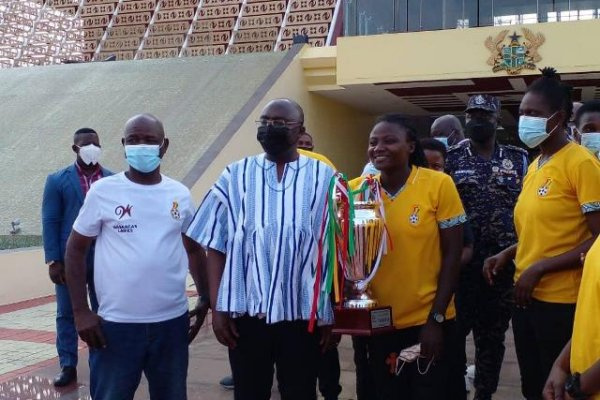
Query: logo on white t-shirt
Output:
[[115, 204, 133, 220], [170, 201, 181, 220]]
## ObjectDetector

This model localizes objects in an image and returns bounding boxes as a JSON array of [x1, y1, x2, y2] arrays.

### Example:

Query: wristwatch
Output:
[[565, 373, 588, 400], [429, 311, 445, 324]]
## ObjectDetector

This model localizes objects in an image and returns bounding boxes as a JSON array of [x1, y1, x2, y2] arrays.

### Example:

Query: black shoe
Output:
[[53, 366, 77, 387]]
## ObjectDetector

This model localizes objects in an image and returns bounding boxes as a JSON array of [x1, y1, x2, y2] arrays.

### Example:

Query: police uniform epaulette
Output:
[[501, 144, 529, 155], [447, 141, 469, 153]]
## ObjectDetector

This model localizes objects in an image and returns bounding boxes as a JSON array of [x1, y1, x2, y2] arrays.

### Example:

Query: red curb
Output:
[[0, 328, 55, 344], [0, 295, 56, 315]]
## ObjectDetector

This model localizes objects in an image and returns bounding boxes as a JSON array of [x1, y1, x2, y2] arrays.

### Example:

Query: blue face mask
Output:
[[125, 144, 162, 173], [581, 132, 600, 158], [518, 113, 558, 149], [433, 136, 449, 148]]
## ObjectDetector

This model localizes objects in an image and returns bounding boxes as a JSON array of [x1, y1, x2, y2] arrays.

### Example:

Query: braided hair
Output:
[[374, 113, 428, 168], [526, 67, 573, 127]]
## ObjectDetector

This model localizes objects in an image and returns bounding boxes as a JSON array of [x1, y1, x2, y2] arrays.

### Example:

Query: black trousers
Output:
[[367, 321, 459, 400], [352, 336, 376, 400], [512, 300, 576, 400], [317, 346, 342, 400], [454, 258, 514, 400], [229, 316, 321, 400]]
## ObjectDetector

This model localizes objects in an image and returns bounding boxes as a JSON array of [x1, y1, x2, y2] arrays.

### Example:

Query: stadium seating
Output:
[[0, 0, 340, 67]]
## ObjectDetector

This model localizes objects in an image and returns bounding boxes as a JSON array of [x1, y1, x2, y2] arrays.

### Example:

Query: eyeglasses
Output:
[[255, 119, 301, 128]]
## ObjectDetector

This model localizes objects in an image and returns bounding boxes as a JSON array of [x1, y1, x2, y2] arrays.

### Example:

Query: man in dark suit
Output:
[[42, 128, 112, 387]]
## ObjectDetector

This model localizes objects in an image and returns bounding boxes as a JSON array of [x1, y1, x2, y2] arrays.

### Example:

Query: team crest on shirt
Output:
[[170, 201, 181, 220], [537, 177, 552, 197], [409, 205, 420, 225]]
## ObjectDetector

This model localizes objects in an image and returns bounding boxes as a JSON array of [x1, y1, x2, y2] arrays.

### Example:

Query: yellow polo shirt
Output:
[[350, 166, 465, 329], [298, 149, 336, 170], [514, 142, 600, 303], [570, 236, 600, 400]]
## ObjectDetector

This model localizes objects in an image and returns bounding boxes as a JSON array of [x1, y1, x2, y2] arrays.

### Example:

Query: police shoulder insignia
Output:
[[502, 158, 514, 170]]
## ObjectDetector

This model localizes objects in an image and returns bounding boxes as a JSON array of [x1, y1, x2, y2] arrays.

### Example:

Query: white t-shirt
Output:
[[73, 172, 194, 323]]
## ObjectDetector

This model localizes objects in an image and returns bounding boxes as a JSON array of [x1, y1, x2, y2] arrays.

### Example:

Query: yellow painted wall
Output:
[[0, 248, 53, 305], [336, 19, 600, 85], [191, 50, 375, 200]]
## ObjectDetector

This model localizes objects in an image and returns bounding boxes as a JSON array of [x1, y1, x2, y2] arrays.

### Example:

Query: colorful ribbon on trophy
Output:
[[308, 173, 392, 332]]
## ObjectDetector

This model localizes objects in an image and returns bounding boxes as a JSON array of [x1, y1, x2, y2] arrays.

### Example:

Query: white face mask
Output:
[[581, 132, 600, 159], [77, 144, 102, 165]]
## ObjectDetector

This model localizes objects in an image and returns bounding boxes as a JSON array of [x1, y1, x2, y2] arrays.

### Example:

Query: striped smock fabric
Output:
[[186, 154, 335, 325]]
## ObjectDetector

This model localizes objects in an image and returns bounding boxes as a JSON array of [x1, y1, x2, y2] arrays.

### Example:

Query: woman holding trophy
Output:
[[349, 114, 466, 399]]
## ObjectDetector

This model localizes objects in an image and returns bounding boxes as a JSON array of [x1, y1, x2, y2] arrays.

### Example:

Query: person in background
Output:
[[445, 94, 528, 400], [351, 114, 465, 399], [42, 128, 112, 387], [65, 114, 208, 400], [569, 101, 583, 142], [484, 68, 600, 400], [575, 100, 600, 158], [298, 131, 315, 152], [430, 114, 467, 147], [187, 99, 335, 400]]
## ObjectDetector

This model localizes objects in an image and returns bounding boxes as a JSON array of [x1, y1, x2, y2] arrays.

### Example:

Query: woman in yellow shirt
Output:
[[350, 114, 466, 399], [484, 69, 600, 400]]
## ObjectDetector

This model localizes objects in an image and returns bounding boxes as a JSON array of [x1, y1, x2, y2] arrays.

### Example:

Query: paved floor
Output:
[[0, 294, 524, 399]]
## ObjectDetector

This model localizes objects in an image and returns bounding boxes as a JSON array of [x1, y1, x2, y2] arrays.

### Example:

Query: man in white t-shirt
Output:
[[65, 114, 209, 400]]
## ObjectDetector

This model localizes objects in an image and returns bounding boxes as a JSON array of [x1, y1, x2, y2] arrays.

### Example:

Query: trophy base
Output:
[[332, 306, 395, 336]]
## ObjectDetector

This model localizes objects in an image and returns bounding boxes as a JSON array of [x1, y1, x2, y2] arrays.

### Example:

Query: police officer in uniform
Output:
[[446, 94, 528, 400]]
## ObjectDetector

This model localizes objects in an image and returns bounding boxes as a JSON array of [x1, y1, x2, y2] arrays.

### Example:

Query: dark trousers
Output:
[[512, 300, 576, 400], [229, 316, 321, 400], [352, 336, 376, 400], [454, 259, 514, 399], [367, 321, 458, 400], [89, 312, 189, 400], [318, 346, 342, 400], [55, 258, 98, 369]]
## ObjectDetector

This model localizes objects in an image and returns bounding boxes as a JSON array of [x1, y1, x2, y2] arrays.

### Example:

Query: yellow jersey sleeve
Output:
[[297, 149, 337, 170], [435, 174, 466, 228], [572, 157, 600, 212]]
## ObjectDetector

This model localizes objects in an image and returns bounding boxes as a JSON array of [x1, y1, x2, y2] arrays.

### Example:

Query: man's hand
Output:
[[212, 311, 239, 349], [483, 251, 510, 286], [419, 321, 444, 360], [515, 263, 544, 307], [73, 309, 106, 349], [48, 262, 66, 285], [318, 325, 334, 354], [188, 297, 210, 344], [543, 363, 570, 400]]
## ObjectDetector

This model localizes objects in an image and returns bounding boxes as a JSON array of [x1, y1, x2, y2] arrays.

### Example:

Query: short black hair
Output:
[[526, 67, 573, 127], [73, 127, 97, 141], [575, 100, 600, 127], [375, 113, 428, 168], [420, 138, 447, 160]]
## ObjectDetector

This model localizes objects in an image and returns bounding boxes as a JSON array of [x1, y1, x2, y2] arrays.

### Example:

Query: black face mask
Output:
[[466, 119, 496, 143], [257, 125, 294, 156]]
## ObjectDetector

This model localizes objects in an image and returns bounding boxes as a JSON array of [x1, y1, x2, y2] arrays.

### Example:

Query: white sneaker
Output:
[[465, 375, 472, 393], [466, 364, 476, 380]]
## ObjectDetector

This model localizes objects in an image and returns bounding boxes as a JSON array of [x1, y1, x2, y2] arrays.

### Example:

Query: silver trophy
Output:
[[342, 201, 386, 309]]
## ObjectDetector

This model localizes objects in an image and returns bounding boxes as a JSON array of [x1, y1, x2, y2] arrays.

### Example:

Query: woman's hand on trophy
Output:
[[212, 311, 239, 349], [419, 321, 444, 361]]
